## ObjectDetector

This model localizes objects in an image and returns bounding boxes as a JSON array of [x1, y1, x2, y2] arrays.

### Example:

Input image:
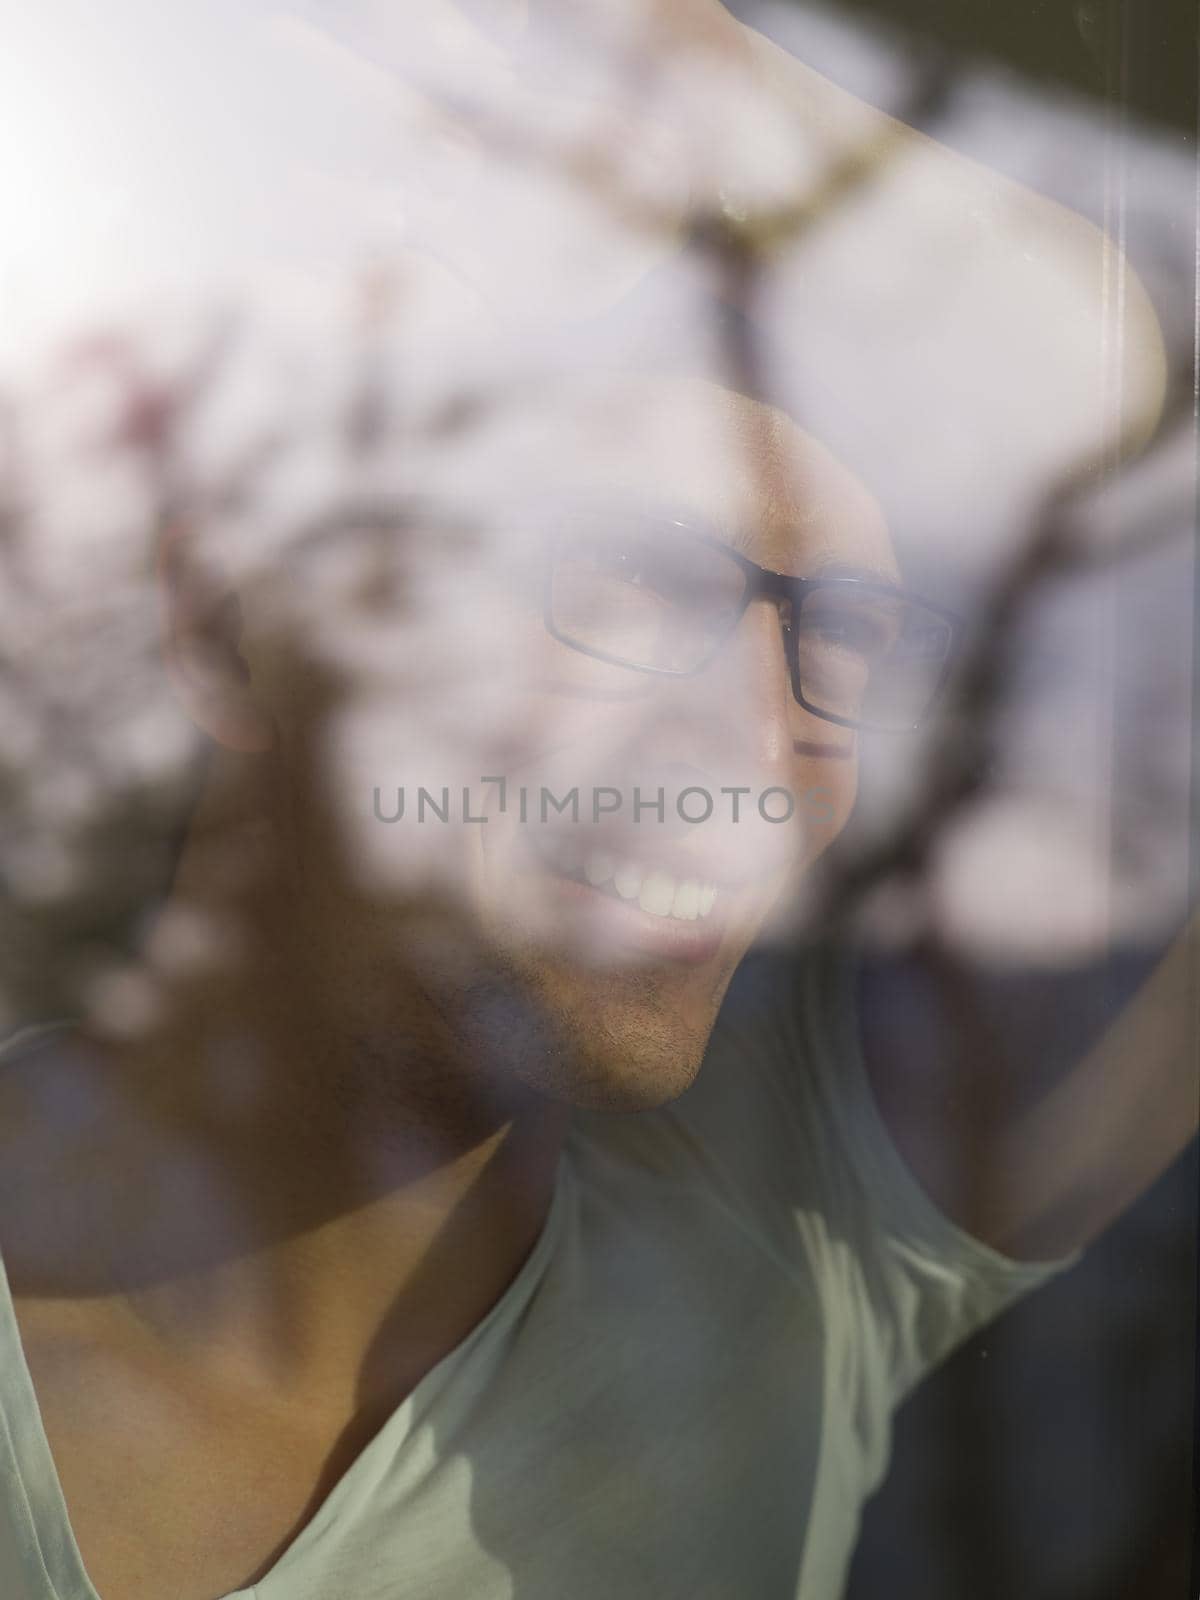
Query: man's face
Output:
[[256, 375, 896, 1109]]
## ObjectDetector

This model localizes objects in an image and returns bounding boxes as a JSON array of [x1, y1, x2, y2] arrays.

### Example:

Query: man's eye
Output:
[[801, 609, 888, 656], [589, 542, 665, 591], [602, 548, 640, 579]]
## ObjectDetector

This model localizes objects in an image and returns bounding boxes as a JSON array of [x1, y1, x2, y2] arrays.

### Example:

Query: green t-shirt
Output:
[[0, 948, 1075, 1599]]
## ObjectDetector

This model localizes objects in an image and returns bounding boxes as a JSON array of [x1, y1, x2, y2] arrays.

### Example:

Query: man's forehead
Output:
[[438, 371, 896, 579]]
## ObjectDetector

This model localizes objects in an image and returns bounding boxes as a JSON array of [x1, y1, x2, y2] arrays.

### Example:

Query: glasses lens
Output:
[[548, 523, 748, 673], [795, 585, 953, 730]]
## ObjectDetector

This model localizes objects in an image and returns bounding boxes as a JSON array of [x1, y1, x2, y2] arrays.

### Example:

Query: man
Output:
[[0, 4, 1192, 1600]]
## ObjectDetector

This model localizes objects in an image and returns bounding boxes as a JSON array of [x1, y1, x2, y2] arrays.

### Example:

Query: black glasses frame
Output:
[[544, 523, 962, 732]]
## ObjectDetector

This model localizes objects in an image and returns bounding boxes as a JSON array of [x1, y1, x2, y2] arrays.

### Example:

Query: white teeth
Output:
[[557, 847, 720, 924], [672, 879, 700, 921], [639, 870, 676, 917], [584, 852, 615, 888], [613, 860, 643, 901]]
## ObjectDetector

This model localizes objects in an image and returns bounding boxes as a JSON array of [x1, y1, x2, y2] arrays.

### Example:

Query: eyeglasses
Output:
[[544, 514, 960, 733]]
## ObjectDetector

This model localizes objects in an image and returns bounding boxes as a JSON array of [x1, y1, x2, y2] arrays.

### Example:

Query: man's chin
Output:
[[506, 956, 735, 1112], [520, 1034, 709, 1113], [421, 883, 754, 1111]]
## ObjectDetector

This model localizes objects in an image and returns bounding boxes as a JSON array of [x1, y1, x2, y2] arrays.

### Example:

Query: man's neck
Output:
[[5, 923, 569, 1422]]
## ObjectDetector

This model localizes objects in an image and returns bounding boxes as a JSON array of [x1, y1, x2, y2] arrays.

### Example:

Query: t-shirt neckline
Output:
[[0, 1023, 571, 1600]]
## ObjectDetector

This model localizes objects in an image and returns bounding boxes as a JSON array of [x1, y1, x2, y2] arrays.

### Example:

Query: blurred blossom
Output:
[[80, 964, 166, 1040], [146, 904, 239, 982], [0, 0, 1190, 1024]]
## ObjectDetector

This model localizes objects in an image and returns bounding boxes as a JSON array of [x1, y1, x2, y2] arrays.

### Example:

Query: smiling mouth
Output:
[[533, 832, 721, 924], [493, 825, 750, 970]]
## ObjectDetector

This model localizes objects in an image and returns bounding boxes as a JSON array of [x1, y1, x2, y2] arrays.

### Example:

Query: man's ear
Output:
[[157, 523, 277, 754]]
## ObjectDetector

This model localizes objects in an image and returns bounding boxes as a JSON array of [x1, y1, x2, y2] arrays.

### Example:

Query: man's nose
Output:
[[658, 597, 795, 789]]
